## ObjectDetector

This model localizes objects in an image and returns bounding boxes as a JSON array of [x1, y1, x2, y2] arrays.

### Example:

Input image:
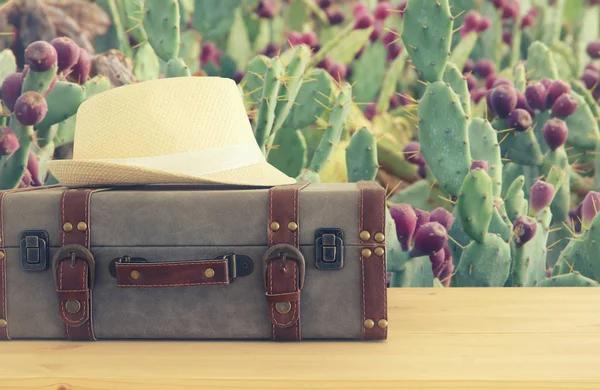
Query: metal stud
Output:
[[0, 319, 6, 328], [270, 222, 280, 231], [0, 252, 4, 261], [204, 268, 215, 278], [361, 248, 372, 258], [275, 301, 291, 314], [378, 319, 388, 329], [374, 233, 385, 243], [359, 230, 371, 241], [62, 222, 73, 233], [77, 222, 88, 232], [288, 222, 298, 232], [363, 319, 374, 329], [374, 247, 385, 257], [65, 300, 81, 314], [130, 270, 140, 280]]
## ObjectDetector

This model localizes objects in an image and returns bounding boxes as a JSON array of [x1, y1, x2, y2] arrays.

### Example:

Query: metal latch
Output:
[[315, 228, 344, 270], [20, 231, 50, 271]]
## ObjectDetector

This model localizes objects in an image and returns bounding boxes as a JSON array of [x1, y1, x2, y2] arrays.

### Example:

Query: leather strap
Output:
[[265, 182, 309, 341], [56, 189, 98, 341], [116, 259, 230, 287], [357, 181, 388, 340], [0, 192, 8, 340]]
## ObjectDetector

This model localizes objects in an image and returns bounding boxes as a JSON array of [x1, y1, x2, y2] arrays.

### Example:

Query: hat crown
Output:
[[73, 77, 255, 160]]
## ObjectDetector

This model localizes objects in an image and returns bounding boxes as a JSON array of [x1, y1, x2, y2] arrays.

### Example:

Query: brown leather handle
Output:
[[115, 254, 254, 288]]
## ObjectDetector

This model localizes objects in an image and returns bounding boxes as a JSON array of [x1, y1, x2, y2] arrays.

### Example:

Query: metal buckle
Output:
[[52, 244, 96, 289], [222, 254, 254, 282], [262, 244, 306, 290]]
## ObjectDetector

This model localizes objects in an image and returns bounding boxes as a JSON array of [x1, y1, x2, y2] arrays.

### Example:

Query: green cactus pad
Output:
[[346, 127, 378, 182], [489, 207, 511, 242], [143, 0, 180, 62], [513, 62, 527, 92], [0, 121, 33, 189], [552, 235, 593, 279], [583, 213, 600, 280], [532, 111, 551, 154], [456, 168, 494, 243], [564, 92, 599, 151], [308, 83, 352, 173], [393, 256, 435, 287], [179, 30, 201, 73], [35, 82, 85, 129], [449, 32, 478, 73], [133, 43, 160, 81], [193, 0, 239, 43], [443, 63, 471, 116], [272, 45, 311, 136], [447, 207, 470, 266], [508, 221, 548, 287], [351, 41, 388, 105], [243, 55, 271, 104], [84, 76, 111, 99], [504, 175, 527, 222], [287, 69, 332, 130], [549, 174, 570, 224], [385, 207, 409, 273], [495, 119, 544, 167], [22, 65, 57, 95], [388, 180, 432, 210], [377, 50, 408, 113], [120, 0, 148, 44], [296, 169, 320, 183], [418, 81, 472, 196], [537, 272, 599, 287], [526, 41, 559, 81], [468, 119, 502, 196], [402, 0, 453, 82], [165, 58, 191, 78], [267, 128, 307, 178], [312, 24, 372, 67], [571, 80, 600, 120], [226, 8, 252, 71], [0, 49, 16, 87], [453, 234, 511, 287], [253, 57, 284, 153]]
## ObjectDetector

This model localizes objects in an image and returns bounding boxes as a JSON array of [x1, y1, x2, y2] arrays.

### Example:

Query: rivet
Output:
[[364, 319, 374, 329], [65, 300, 81, 314], [288, 221, 298, 232], [130, 270, 140, 280], [359, 230, 371, 241], [374, 233, 385, 243], [361, 248, 372, 258], [204, 268, 215, 278], [378, 319, 389, 329], [270, 222, 280, 231], [62, 222, 73, 232], [77, 222, 88, 232], [276, 301, 291, 314], [0, 252, 4, 261], [0, 319, 6, 328], [374, 247, 385, 257]]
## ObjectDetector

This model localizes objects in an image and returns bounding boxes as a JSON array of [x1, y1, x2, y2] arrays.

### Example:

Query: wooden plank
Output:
[[1, 288, 599, 390]]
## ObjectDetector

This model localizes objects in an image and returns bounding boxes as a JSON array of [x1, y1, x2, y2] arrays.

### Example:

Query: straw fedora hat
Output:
[[47, 77, 296, 187]]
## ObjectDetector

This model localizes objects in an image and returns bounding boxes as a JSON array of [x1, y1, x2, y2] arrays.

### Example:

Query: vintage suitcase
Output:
[[0, 181, 388, 341]]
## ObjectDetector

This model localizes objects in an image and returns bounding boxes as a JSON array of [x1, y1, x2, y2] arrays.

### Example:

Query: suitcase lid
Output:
[[3, 183, 373, 248]]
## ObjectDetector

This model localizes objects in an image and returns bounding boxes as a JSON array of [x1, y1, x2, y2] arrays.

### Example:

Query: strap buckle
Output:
[[262, 244, 306, 290], [52, 244, 96, 289]]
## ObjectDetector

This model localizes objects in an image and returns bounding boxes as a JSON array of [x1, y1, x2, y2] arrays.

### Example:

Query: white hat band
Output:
[[89, 141, 266, 177]]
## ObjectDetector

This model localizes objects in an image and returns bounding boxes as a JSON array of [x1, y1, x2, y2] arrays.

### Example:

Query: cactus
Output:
[[166, 58, 191, 78], [143, 0, 181, 62], [443, 63, 471, 116], [456, 168, 494, 243], [253, 57, 284, 153], [418, 81, 472, 196], [453, 233, 511, 287], [133, 44, 160, 81], [346, 127, 378, 182], [538, 272, 599, 287], [468, 119, 502, 196], [402, 0, 453, 82]]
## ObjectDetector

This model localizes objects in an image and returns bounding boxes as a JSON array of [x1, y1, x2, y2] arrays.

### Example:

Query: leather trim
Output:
[[115, 259, 230, 288], [57, 189, 99, 341], [0, 192, 7, 340], [266, 182, 309, 341], [357, 181, 388, 340]]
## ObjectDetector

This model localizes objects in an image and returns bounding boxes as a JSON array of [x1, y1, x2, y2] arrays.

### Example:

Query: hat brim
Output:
[[46, 159, 297, 187]]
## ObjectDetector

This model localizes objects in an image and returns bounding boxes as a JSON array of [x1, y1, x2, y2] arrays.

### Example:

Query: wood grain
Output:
[[1, 288, 599, 389]]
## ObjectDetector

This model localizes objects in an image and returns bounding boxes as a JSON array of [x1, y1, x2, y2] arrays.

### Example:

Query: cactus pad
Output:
[[456, 168, 494, 243], [453, 234, 511, 287], [346, 127, 378, 182]]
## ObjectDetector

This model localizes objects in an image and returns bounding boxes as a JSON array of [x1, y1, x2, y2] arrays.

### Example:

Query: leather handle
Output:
[[115, 254, 254, 288]]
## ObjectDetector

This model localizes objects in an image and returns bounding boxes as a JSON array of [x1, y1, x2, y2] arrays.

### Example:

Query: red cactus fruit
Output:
[[1, 72, 24, 112], [14, 91, 48, 126], [513, 215, 537, 247], [0, 126, 19, 155], [389, 203, 418, 251], [25, 41, 57, 72], [529, 181, 555, 213], [542, 118, 568, 150]]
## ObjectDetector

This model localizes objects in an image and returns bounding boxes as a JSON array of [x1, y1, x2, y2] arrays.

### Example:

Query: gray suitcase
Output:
[[0, 181, 387, 341]]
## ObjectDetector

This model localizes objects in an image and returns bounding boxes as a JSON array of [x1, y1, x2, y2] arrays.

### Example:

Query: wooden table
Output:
[[1, 288, 599, 389]]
